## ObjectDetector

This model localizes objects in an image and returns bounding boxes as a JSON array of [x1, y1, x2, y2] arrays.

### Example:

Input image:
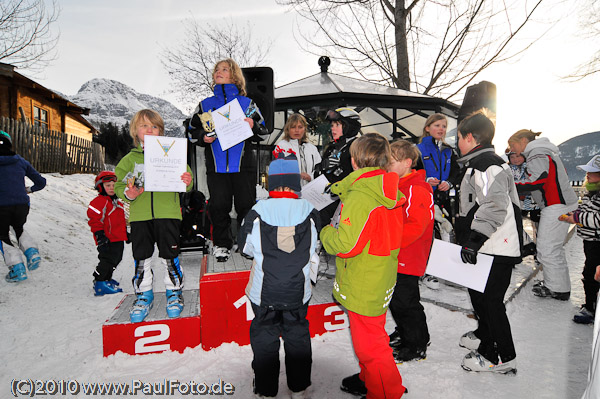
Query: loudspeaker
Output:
[[458, 81, 496, 124], [242, 67, 274, 134]]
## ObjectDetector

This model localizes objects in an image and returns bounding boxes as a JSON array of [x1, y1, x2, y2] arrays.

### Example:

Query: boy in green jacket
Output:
[[115, 109, 193, 323], [321, 133, 407, 399]]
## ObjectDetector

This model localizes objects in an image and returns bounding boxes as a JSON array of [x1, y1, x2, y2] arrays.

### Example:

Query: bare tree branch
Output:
[[0, 0, 60, 71], [277, 0, 554, 100], [159, 17, 272, 112]]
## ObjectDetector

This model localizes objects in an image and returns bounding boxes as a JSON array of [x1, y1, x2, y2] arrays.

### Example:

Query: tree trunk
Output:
[[395, 0, 410, 90]]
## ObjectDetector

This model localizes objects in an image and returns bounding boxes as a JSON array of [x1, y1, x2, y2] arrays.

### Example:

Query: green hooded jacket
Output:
[[114, 144, 193, 222], [320, 167, 406, 317]]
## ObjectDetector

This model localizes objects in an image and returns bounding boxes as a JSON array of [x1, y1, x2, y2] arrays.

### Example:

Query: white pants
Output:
[[536, 203, 577, 293], [133, 257, 184, 294]]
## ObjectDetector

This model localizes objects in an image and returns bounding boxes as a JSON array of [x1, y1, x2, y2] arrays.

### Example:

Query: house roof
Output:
[[0, 62, 96, 133]]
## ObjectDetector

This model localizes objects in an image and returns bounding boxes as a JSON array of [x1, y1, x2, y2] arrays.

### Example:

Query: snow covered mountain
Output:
[[70, 78, 187, 137], [558, 131, 600, 182]]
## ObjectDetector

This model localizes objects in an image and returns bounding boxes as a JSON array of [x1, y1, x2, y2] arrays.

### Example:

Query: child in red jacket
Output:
[[87, 171, 128, 296], [387, 140, 435, 363]]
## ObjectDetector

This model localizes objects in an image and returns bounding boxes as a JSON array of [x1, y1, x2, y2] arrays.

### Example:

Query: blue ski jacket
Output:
[[190, 84, 266, 174], [417, 136, 458, 191], [238, 195, 320, 309], [0, 153, 46, 207]]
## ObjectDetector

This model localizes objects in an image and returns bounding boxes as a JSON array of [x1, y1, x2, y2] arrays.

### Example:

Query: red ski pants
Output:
[[348, 310, 405, 399]]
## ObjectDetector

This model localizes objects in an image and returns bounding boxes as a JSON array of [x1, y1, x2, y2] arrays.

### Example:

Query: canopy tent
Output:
[[263, 66, 460, 148]]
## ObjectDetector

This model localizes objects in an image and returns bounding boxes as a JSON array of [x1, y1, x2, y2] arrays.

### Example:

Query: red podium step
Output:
[[102, 251, 348, 356]]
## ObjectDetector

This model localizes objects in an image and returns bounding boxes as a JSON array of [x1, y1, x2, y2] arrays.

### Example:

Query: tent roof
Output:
[[275, 71, 458, 112]]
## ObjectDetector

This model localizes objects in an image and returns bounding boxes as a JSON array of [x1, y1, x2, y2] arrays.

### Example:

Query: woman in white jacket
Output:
[[274, 114, 321, 187]]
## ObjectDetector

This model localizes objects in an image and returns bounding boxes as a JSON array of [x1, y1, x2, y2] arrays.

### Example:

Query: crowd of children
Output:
[[3, 55, 597, 397]]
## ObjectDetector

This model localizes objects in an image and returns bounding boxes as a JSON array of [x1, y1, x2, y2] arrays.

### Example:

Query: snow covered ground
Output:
[[0, 173, 595, 398]]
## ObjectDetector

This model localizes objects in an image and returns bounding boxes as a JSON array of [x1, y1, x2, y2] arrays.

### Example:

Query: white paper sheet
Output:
[[212, 98, 254, 151], [143, 136, 187, 192], [425, 239, 493, 293], [300, 174, 335, 211]]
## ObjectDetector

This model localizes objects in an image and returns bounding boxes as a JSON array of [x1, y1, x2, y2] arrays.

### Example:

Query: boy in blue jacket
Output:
[[0, 130, 46, 282], [238, 152, 320, 399]]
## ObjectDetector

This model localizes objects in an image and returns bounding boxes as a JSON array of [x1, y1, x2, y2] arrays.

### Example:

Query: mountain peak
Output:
[[72, 79, 187, 136]]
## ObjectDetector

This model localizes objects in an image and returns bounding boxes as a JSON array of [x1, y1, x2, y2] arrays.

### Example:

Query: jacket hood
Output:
[[457, 145, 496, 165], [523, 137, 559, 157], [398, 169, 427, 186], [0, 154, 19, 166], [331, 167, 405, 209]]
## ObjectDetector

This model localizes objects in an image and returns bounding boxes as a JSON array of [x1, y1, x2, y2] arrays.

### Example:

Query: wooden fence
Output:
[[0, 117, 105, 174]]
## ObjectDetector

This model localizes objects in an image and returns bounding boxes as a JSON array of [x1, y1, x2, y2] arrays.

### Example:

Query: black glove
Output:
[[460, 246, 478, 264], [94, 230, 110, 252], [460, 231, 488, 265]]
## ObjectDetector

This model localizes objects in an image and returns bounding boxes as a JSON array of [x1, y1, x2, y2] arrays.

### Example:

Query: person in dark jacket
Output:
[[188, 58, 267, 262], [316, 108, 361, 228], [0, 130, 46, 282], [238, 152, 320, 399]]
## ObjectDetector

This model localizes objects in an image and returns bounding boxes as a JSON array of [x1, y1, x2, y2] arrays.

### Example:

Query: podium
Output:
[[102, 251, 348, 356]]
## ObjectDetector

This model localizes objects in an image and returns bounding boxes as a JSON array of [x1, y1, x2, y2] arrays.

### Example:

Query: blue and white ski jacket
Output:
[[238, 195, 320, 309], [191, 84, 266, 174], [417, 136, 458, 191], [0, 153, 46, 207]]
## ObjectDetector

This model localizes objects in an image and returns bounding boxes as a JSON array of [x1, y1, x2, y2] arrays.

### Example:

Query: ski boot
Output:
[[23, 248, 41, 271], [130, 290, 154, 323], [108, 279, 120, 287], [94, 280, 123, 296], [5, 263, 27, 282], [166, 289, 184, 318]]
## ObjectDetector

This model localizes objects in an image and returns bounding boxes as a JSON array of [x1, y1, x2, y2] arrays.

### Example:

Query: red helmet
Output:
[[95, 171, 117, 192]]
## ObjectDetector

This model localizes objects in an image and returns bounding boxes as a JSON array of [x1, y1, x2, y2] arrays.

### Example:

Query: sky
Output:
[[28, 0, 600, 149]]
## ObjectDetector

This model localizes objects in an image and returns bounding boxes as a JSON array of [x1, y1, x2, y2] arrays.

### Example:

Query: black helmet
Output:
[[95, 171, 117, 195], [326, 108, 361, 138], [0, 130, 12, 149]]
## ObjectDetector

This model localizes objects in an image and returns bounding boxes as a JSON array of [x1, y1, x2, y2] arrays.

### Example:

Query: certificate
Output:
[[300, 174, 335, 210], [212, 98, 254, 151], [425, 239, 493, 293], [144, 136, 188, 192]]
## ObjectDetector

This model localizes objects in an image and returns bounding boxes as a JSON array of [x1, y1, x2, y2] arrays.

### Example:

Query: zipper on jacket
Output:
[[221, 85, 230, 172], [151, 192, 155, 219]]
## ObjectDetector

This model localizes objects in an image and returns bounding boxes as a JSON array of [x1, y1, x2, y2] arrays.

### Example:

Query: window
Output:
[[33, 106, 49, 129]]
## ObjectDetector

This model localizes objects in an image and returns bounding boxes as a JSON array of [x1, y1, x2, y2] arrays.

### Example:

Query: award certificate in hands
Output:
[[212, 98, 254, 151], [144, 136, 187, 192]]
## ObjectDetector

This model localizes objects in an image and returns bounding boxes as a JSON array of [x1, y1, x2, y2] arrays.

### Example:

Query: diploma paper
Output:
[[144, 136, 187, 192], [425, 239, 493, 293], [212, 98, 254, 151], [300, 174, 335, 211]]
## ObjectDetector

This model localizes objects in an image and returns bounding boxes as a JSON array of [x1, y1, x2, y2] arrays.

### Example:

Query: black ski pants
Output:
[[93, 241, 124, 281], [468, 258, 516, 364], [388, 273, 430, 350], [0, 204, 29, 244], [249, 302, 312, 397], [583, 240, 600, 313], [207, 171, 255, 249]]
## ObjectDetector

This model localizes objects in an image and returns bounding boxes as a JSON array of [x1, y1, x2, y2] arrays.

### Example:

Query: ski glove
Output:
[[460, 231, 488, 265], [94, 230, 110, 252]]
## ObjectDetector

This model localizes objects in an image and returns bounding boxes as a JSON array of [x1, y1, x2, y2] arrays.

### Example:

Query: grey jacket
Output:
[[518, 138, 577, 208], [456, 146, 522, 261]]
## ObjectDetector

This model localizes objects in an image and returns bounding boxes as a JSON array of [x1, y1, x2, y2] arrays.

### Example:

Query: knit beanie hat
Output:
[[0, 130, 12, 149], [268, 151, 301, 192]]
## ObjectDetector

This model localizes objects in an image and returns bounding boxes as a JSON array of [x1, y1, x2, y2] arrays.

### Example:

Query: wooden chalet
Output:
[[0, 62, 96, 139]]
